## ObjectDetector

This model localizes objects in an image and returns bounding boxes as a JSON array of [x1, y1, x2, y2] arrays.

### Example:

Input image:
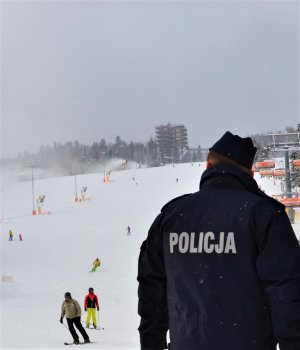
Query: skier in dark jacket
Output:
[[137, 131, 300, 350]]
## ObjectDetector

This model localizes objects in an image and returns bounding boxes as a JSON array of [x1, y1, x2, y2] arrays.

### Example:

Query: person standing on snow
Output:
[[19, 234, 23, 241], [126, 226, 131, 235], [84, 287, 100, 329], [91, 258, 101, 272], [137, 131, 300, 350], [8, 230, 13, 241], [60, 292, 90, 344]]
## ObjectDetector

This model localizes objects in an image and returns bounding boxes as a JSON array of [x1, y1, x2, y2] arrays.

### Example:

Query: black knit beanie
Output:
[[209, 131, 257, 169]]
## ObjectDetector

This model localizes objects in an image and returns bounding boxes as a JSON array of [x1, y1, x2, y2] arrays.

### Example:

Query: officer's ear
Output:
[[206, 160, 213, 169]]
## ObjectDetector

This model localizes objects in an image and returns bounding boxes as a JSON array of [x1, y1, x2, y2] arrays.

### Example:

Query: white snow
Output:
[[1, 162, 299, 349]]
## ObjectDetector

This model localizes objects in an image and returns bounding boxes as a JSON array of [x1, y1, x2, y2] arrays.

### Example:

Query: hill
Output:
[[1, 162, 299, 349]]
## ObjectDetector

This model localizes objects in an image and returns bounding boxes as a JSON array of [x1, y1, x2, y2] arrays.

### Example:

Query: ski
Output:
[[86, 326, 104, 330], [64, 341, 95, 345]]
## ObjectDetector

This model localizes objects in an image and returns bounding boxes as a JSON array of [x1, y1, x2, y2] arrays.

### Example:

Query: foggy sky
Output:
[[1, 0, 299, 158]]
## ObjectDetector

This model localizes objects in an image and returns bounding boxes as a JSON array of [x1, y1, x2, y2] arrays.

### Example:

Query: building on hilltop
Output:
[[155, 123, 188, 163]]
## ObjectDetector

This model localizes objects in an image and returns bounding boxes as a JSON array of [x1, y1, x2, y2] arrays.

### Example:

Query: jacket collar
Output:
[[199, 163, 284, 208], [200, 163, 257, 191]]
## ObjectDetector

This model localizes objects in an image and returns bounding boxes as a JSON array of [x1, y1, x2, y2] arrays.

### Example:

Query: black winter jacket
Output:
[[137, 164, 300, 350]]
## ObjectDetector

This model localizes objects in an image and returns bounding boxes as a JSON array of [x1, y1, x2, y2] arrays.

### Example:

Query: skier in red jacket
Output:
[[84, 287, 100, 329]]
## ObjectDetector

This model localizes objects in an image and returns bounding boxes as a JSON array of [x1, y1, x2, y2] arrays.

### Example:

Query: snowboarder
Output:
[[8, 230, 13, 241], [60, 292, 90, 344], [126, 226, 131, 235], [19, 234, 23, 241], [84, 287, 100, 329], [91, 258, 101, 272]]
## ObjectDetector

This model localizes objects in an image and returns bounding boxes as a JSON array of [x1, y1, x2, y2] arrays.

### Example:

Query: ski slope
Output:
[[1, 162, 299, 349]]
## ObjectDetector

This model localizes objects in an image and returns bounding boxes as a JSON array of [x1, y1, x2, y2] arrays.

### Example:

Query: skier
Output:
[[126, 226, 131, 235], [84, 287, 100, 329], [19, 234, 23, 241], [60, 292, 90, 344], [8, 230, 13, 241], [91, 258, 101, 272]]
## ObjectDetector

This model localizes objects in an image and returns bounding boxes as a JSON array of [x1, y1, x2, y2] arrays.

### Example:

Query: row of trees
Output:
[[1, 126, 299, 181], [1, 136, 204, 180]]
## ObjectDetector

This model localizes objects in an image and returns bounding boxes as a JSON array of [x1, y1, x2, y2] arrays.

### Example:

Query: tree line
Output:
[[1, 135, 203, 180], [1, 126, 299, 182]]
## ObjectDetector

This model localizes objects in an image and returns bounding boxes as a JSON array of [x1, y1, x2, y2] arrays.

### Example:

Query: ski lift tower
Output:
[[265, 132, 300, 221], [266, 132, 300, 196]]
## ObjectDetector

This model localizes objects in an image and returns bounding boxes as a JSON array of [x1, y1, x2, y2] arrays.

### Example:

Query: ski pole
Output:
[[97, 311, 104, 331], [61, 321, 69, 330], [97, 309, 104, 329]]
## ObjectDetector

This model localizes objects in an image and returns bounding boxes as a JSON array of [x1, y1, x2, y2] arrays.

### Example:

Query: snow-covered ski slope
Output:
[[1, 162, 299, 349]]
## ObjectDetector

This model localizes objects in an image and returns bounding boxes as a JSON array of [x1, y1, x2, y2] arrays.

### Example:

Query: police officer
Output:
[[137, 131, 300, 350]]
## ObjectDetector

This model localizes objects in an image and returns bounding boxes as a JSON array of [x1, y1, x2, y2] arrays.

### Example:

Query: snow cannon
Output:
[[79, 186, 91, 202], [103, 171, 110, 183], [37, 195, 45, 215], [36, 195, 51, 215]]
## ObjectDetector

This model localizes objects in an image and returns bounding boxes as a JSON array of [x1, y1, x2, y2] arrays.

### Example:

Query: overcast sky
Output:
[[1, 0, 299, 158]]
